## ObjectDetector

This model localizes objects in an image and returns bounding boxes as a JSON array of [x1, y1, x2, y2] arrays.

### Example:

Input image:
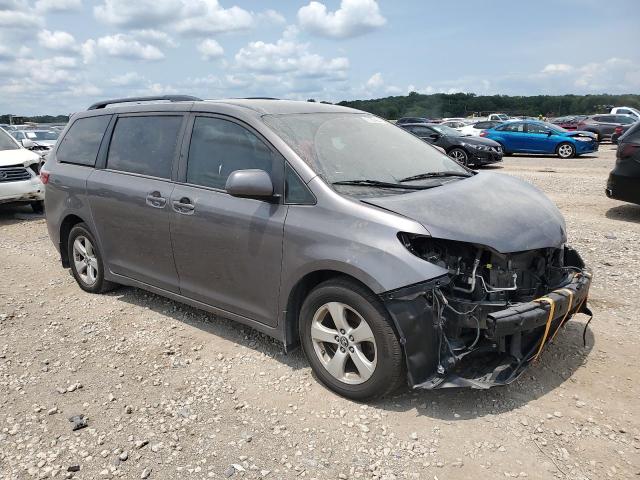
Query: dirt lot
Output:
[[1, 145, 639, 480]]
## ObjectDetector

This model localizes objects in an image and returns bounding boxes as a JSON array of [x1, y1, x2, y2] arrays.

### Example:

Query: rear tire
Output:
[[556, 142, 576, 159], [67, 223, 116, 294], [497, 143, 512, 156], [30, 201, 44, 213], [299, 278, 404, 401]]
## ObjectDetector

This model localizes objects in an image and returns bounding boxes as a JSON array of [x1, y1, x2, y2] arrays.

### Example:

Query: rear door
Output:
[[496, 122, 526, 150], [169, 114, 287, 326], [87, 113, 186, 292]]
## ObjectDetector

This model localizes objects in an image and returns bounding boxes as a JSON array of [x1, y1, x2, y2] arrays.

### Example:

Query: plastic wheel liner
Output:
[[380, 246, 593, 390]]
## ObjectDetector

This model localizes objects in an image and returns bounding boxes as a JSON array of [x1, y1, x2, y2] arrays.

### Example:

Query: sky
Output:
[[0, 0, 639, 115]]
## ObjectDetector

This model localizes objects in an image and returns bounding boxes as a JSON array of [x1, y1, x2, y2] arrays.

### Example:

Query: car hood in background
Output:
[[0, 148, 41, 167], [455, 136, 500, 147], [362, 172, 566, 253], [564, 130, 597, 139]]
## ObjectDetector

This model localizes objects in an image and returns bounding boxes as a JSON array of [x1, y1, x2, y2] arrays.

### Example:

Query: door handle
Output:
[[146, 191, 166, 209], [172, 197, 195, 215]]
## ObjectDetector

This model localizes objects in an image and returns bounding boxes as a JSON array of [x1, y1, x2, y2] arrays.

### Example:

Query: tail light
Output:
[[480, 131, 488, 137], [614, 126, 623, 135], [40, 169, 50, 184]]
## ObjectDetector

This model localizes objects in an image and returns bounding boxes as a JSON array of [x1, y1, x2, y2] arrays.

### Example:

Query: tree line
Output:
[[337, 92, 640, 120]]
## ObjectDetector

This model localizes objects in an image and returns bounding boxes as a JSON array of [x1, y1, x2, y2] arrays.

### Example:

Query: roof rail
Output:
[[87, 95, 202, 110]]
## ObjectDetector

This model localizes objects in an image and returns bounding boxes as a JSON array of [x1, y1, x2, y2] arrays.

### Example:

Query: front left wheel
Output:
[[299, 278, 404, 401], [68, 223, 116, 294], [448, 147, 470, 166], [556, 142, 576, 159]]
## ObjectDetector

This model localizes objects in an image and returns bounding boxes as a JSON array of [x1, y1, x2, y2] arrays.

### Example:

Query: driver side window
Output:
[[527, 123, 550, 134], [186, 117, 274, 191]]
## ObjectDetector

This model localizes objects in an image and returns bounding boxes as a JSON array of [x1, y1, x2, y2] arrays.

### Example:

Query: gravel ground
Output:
[[1, 145, 639, 480]]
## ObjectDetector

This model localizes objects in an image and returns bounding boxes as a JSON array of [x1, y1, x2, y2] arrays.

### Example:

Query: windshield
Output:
[[263, 113, 468, 186], [30, 130, 59, 140], [0, 129, 19, 151], [543, 122, 568, 133], [430, 124, 462, 137]]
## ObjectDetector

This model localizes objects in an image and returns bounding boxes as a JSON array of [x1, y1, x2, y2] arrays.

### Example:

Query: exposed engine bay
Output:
[[384, 235, 592, 389]]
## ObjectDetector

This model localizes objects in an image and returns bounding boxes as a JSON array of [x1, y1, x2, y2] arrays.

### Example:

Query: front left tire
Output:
[[448, 147, 470, 166], [556, 142, 576, 159], [299, 277, 405, 401]]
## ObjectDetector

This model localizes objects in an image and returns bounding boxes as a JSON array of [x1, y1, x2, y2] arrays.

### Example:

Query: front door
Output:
[[524, 122, 556, 153], [87, 114, 185, 292], [170, 115, 287, 326]]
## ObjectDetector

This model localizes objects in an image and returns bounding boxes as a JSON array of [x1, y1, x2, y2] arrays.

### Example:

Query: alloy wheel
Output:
[[310, 302, 377, 385], [73, 235, 99, 286], [449, 148, 468, 165], [558, 144, 574, 158]]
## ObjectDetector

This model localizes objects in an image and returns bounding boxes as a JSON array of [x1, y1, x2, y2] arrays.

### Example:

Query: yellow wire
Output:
[[549, 288, 575, 343], [532, 296, 556, 362]]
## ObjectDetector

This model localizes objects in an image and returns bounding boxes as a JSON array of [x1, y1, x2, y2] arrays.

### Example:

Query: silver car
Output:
[[43, 96, 592, 400]]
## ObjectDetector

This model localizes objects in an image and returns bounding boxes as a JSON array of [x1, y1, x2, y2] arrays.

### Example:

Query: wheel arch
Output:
[[282, 269, 382, 351], [59, 214, 87, 267]]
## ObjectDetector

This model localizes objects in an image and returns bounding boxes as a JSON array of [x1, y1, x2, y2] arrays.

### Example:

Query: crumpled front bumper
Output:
[[381, 251, 592, 390]]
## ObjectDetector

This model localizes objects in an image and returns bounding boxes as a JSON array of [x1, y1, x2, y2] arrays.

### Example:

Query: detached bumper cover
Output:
[[382, 255, 592, 390], [0, 177, 45, 203]]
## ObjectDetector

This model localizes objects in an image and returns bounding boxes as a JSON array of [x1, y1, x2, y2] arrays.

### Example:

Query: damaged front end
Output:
[[382, 235, 592, 390]]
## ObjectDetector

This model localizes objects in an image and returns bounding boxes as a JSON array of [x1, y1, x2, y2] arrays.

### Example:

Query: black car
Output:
[[396, 116, 432, 125], [576, 114, 636, 142], [606, 122, 640, 204], [399, 123, 503, 166]]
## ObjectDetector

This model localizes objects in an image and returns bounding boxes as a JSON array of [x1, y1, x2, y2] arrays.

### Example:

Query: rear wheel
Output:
[[68, 223, 116, 294], [448, 147, 470, 166], [497, 142, 512, 156], [556, 142, 576, 159], [299, 278, 404, 401]]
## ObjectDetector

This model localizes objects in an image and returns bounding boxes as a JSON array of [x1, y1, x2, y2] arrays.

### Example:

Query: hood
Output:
[[455, 135, 500, 147], [565, 130, 597, 139], [0, 147, 41, 167], [362, 172, 566, 253]]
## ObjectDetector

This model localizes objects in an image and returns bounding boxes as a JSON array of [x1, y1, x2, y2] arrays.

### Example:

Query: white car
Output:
[[0, 128, 45, 212], [610, 107, 640, 122], [458, 120, 504, 137]]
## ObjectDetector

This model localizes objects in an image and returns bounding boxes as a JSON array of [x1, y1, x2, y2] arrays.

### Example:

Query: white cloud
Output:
[[366, 72, 383, 89], [0, 10, 44, 29], [35, 0, 82, 13], [197, 39, 224, 60], [235, 38, 348, 77], [259, 9, 286, 25], [80, 39, 96, 63], [94, 34, 165, 61], [297, 0, 385, 39], [132, 29, 178, 48], [541, 63, 574, 74], [111, 72, 146, 86], [175, 0, 254, 36], [94, 0, 182, 28], [38, 30, 78, 52]]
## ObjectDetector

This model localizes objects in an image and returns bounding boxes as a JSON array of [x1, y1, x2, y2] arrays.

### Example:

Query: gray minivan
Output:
[[43, 96, 592, 400]]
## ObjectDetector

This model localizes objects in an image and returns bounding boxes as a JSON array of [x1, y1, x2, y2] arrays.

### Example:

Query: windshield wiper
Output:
[[332, 179, 434, 190], [399, 171, 472, 183]]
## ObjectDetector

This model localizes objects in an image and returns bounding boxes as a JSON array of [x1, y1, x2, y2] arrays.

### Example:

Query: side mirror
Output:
[[546, 130, 553, 136], [22, 139, 35, 149], [225, 169, 274, 199], [429, 133, 441, 141]]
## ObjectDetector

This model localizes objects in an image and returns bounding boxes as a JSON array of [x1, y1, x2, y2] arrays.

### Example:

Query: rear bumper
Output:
[[382, 250, 592, 390], [0, 177, 45, 204], [606, 173, 640, 204]]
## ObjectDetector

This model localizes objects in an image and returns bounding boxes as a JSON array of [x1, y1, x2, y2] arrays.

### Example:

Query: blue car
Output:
[[481, 120, 598, 159]]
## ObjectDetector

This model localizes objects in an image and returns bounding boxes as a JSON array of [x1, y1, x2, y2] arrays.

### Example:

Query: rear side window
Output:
[[107, 116, 183, 179], [186, 116, 274, 190], [623, 124, 640, 143], [616, 116, 635, 125], [57, 115, 111, 166], [499, 123, 525, 132], [475, 121, 491, 128]]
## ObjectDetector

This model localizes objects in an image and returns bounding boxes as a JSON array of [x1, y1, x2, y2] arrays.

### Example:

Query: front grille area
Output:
[[0, 165, 32, 183]]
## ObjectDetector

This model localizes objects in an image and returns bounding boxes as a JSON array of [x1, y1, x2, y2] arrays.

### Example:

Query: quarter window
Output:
[[107, 116, 183, 178], [57, 115, 111, 166], [186, 117, 274, 190], [285, 163, 315, 204]]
